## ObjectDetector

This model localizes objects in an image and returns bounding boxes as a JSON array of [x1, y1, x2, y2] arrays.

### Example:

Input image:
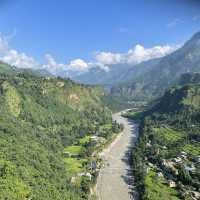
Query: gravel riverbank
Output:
[[96, 112, 139, 200]]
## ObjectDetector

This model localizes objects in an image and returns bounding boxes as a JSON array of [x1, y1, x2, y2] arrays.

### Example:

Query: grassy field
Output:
[[63, 157, 87, 174], [182, 143, 200, 156], [64, 145, 85, 155], [79, 136, 91, 145], [144, 169, 180, 200], [154, 127, 183, 143], [121, 110, 143, 120]]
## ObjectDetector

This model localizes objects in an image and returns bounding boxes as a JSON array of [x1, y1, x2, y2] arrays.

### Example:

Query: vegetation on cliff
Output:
[[0, 66, 122, 200]]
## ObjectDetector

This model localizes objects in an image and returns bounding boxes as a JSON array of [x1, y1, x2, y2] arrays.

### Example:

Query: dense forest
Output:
[[0, 62, 122, 200], [125, 74, 200, 200]]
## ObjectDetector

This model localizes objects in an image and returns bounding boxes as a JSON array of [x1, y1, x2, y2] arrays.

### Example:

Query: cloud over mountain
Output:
[[127, 44, 177, 64], [0, 36, 39, 69], [95, 44, 178, 66], [0, 35, 179, 77], [95, 52, 123, 65]]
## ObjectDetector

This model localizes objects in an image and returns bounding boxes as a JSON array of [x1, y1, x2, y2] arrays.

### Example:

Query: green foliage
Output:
[[79, 136, 91, 146], [102, 94, 131, 112], [131, 83, 200, 200], [153, 127, 183, 143], [122, 110, 144, 120], [0, 71, 115, 199], [2, 82, 21, 117], [63, 158, 87, 175], [0, 62, 17, 75], [144, 169, 179, 200], [64, 146, 85, 155], [0, 160, 30, 200], [182, 144, 200, 156]]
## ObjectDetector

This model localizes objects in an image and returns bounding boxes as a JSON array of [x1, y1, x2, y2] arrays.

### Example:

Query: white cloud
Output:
[[95, 52, 123, 65], [88, 62, 110, 72], [43, 54, 110, 76], [43, 54, 90, 76], [43, 54, 66, 73], [94, 44, 178, 66], [126, 44, 177, 64], [2, 50, 39, 68], [0, 35, 179, 77], [0, 36, 39, 68], [68, 59, 89, 71]]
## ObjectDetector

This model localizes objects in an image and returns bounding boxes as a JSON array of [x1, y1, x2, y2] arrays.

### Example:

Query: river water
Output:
[[96, 112, 139, 200]]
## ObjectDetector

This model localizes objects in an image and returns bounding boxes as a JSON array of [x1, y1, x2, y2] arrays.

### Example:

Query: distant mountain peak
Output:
[[184, 31, 200, 48], [110, 31, 200, 101], [191, 31, 200, 40]]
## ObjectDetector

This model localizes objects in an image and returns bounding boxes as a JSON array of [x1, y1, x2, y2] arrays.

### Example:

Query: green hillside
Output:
[[0, 61, 18, 75], [0, 68, 121, 200], [153, 84, 200, 113], [110, 32, 200, 102], [128, 82, 200, 200]]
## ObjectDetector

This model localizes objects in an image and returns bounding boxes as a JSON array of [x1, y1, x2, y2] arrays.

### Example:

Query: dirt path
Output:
[[96, 112, 139, 200]]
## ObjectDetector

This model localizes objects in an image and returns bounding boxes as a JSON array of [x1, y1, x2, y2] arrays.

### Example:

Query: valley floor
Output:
[[96, 112, 139, 200]]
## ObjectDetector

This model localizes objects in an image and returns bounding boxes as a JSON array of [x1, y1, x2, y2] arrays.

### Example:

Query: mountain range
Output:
[[73, 32, 200, 101]]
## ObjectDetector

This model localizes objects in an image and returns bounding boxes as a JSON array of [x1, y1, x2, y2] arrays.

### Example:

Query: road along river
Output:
[[96, 112, 139, 200]]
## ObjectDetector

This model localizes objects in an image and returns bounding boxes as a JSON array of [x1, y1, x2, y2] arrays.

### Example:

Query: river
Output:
[[96, 112, 139, 200]]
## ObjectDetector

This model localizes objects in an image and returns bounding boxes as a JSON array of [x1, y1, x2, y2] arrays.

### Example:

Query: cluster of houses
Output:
[[145, 145, 200, 199], [68, 135, 106, 184], [70, 160, 98, 184]]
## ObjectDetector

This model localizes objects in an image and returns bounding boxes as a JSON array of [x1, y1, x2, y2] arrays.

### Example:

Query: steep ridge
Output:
[[0, 64, 121, 200], [73, 58, 160, 87], [111, 32, 200, 101], [128, 75, 200, 199]]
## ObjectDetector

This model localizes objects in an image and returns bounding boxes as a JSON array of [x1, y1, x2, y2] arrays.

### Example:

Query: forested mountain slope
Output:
[[110, 32, 200, 101], [73, 58, 160, 87], [0, 61, 52, 77], [0, 61, 18, 75], [128, 75, 200, 200], [0, 65, 120, 200]]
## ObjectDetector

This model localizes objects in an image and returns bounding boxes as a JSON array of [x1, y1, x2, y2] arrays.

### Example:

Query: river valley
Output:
[[96, 112, 139, 200]]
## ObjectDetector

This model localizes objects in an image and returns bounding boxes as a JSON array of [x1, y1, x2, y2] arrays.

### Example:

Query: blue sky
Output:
[[0, 0, 200, 74]]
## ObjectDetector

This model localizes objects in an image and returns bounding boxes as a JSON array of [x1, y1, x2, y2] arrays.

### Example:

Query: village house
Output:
[[87, 161, 97, 170], [56, 81, 65, 87], [180, 151, 187, 159], [195, 155, 200, 163], [71, 176, 76, 183], [91, 136, 106, 143], [172, 157, 183, 164], [162, 146, 167, 150], [146, 142, 152, 147], [162, 159, 178, 175], [148, 162, 154, 168], [78, 172, 92, 180], [191, 191, 200, 200], [157, 172, 164, 178], [168, 180, 176, 188], [146, 167, 150, 174]]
